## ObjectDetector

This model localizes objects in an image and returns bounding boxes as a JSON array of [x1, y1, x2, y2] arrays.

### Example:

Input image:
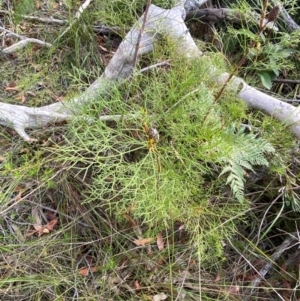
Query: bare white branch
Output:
[[1, 38, 52, 54], [0, 4, 200, 142], [1, 1, 300, 142], [217, 73, 300, 138], [0, 26, 52, 54], [184, 0, 208, 11], [21, 15, 68, 25], [57, 0, 93, 40]]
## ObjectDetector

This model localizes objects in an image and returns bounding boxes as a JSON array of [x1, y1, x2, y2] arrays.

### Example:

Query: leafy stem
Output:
[[214, 1, 280, 103]]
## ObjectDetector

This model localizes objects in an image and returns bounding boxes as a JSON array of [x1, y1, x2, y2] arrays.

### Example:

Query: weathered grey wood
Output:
[[1, 0, 300, 141]]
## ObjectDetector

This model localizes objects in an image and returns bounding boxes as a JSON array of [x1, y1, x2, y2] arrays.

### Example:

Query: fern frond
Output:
[[219, 126, 275, 202]]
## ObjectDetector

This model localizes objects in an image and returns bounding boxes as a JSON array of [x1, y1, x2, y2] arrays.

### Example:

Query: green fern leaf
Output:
[[219, 126, 275, 202]]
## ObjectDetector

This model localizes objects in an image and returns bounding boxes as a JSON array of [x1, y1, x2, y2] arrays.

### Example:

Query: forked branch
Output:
[[1, 1, 300, 142]]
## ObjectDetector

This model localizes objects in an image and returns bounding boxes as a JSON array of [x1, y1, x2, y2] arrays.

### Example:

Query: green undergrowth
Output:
[[0, 0, 106, 107], [1, 47, 297, 299], [54, 54, 281, 249], [1, 1, 300, 299], [220, 0, 300, 93], [96, 0, 177, 26]]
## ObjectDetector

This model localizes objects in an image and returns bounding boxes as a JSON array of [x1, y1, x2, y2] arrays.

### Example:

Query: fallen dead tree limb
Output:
[[244, 232, 299, 299], [217, 73, 300, 138], [0, 26, 52, 54], [21, 15, 68, 25], [186, 8, 278, 30], [1, 0, 300, 142]]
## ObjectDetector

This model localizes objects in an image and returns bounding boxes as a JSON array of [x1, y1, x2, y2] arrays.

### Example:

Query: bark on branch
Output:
[[186, 8, 255, 23], [1, 1, 300, 142], [185, 8, 278, 30]]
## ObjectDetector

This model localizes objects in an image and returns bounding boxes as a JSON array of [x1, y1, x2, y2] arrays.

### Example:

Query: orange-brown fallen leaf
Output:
[[44, 218, 58, 231], [55, 96, 64, 102], [10, 190, 22, 202], [35, 0, 41, 9], [99, 44, 109, 52], [26, 91, 36, 97], [156, 233, 164, 250], [33, 224, 47, 232], [133, 237, 154, 246], [124, 214, 138, 226], [27, 218, 58, 237], [15, 92, 26, 103], [134, 279, 141, 291], [214, 274, 221, 282], [78, 266, 99, 276], [5, 82, 19, 91], [5, 86, 19, 91], [227, 285, 240, 294]]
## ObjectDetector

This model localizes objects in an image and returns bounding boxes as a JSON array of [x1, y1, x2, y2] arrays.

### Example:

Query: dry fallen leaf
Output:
[[55, 95, 64, 102], [134, 279, 141, 291], [15, 92, 26, 103], [10, 190, 22, 202], [35, 0, 41, 9], [156, 233, 164, 250], [215, 274, 221, 282], [5, 87, 19, 91], [78, 266, 98, 276], [99, 44, 109, 52], [178, 224, 185, 231], [5, 82, 18, 91], [33, 224, 44, 231], [124, 214, 142, 236], [227, 285, 240, 294], [26, 91, 36, 97], [44, 218, 58, 231], [28, 218, 58, 237], [124, 214, 138, 227], [133, 237, 154, 246], [153, 292, 168, 301]]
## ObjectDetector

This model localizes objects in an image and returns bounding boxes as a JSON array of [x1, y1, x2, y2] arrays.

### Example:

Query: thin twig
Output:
[[55, 0, 93, 41], [227, 237, 286, 301], [213, 2, 280, 103], [0, 26, 27, 39], [260, 0, 269, 29], [25, 199, 92, 228], [246, 233, 298, 298], [0, 26, 52, 54], [272, 78, 300, 84], [1, 38, 52, 54], [132, 0, 152, 69], [140, 61, 171, 73], [18, 15, 125, 36], [21, 15, 67, 25]]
